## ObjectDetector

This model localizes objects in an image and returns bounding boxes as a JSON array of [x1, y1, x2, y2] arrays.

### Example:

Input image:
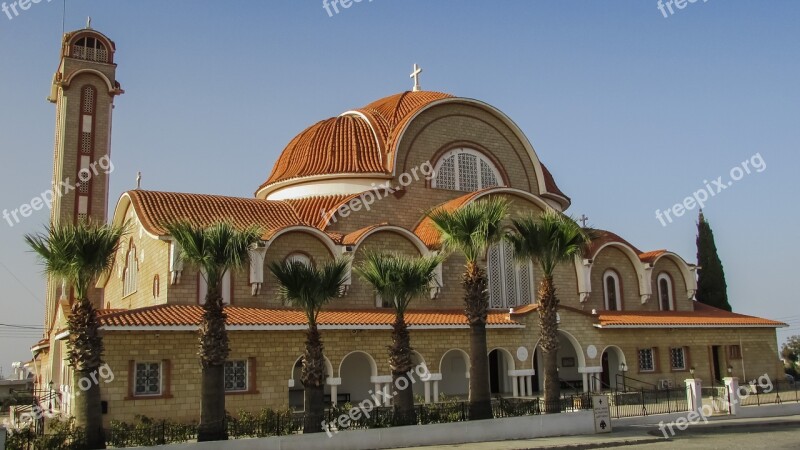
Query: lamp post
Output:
[[690, 366, 696, 378], [619, 362, 628, 391], [48, 380, 54, 413]]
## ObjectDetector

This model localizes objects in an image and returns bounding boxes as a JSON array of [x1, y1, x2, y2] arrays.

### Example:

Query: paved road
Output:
[[627, 425, 800, 449], [393, 415, 800, 449]]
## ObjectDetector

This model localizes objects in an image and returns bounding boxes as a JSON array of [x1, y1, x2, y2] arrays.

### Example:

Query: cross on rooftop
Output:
[[410, 64, 422, 92], [579, 214, 589, 227]]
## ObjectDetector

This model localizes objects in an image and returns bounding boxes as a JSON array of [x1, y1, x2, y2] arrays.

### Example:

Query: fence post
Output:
[[723, 377, 739, 415], [685, 378, 702, 411]]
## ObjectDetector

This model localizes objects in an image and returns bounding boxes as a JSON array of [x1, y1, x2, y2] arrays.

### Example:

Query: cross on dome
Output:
[[410, 64, 422, 92]]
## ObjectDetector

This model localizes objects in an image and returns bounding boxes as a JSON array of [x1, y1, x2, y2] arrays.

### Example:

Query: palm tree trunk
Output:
[[538, 275, 561, 413], [463, 262, 493, 420], [67, 297, 105, 448], [73, 369, 105, 449], [390, 313, 416, 425], [197, 289, 229, 442], [302, 323, 326, 434]]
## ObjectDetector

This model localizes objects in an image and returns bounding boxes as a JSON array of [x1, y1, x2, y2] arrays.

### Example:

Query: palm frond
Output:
[[507, 210, 591, 276], [25, 220, 127, 298], [426, 197, 509, 263], [269, 256, 350, 324], [354, 251, 445, 314], [165, 221, 262, 289]]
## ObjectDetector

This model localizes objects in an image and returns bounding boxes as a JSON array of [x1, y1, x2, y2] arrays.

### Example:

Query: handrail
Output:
[[615, 372, 657, 390], [591, 374, 613, 391], [558, 378, 583, 392]]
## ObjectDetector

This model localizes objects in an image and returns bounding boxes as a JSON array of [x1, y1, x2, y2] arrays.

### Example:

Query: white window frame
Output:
[[638, 348, 655, 372], [133, 361, 162, 397], [657, 273, 674, 311], [670, 347, 686, 371], [198, 269, 232, 305], [224, 360, 249, 392], [603, 270, 622, 311], [487, 241, 534, 309], [432, 147, 504, 192], [123, 245, 138, 297], [285, 252, 312, 267]]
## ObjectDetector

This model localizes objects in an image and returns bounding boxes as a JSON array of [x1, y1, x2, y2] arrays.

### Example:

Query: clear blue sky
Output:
[[0, 1, 798, 376]]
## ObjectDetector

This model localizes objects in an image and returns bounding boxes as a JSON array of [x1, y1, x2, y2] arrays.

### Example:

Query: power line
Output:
[[0, 261, 46, 307], [0, 323, 44, 330]]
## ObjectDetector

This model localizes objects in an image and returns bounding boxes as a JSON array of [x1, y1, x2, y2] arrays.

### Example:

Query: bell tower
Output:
[[45, 22, 123, 327]]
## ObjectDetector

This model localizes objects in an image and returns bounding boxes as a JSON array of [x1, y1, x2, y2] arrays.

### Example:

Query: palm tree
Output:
[[427, 197, 509, 420], [506, 210, 590, 413], [354, 251, 445, 425], [165, 221, 262, 441], [269, 257, 350, 434], [26, 220, 126, 449]]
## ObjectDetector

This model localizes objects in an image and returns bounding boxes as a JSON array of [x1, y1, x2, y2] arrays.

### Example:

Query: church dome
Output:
[[258, 91, 453, 197]]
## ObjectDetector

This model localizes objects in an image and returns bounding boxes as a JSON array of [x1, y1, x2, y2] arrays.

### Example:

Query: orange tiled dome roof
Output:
[[260, 91, 453, 190]]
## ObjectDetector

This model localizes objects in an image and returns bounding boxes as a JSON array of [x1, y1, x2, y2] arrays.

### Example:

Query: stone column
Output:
[[512, 376, 519, 397], [383, 383, 392, 407], [685, 378, 702, 411], [433, 380, 439, 402], [329, 384, 338, 407], [326, 377, 341, 407], [424, 380, 431, 404], [723, 377, 740, 415], [525, 376, 533, 397]]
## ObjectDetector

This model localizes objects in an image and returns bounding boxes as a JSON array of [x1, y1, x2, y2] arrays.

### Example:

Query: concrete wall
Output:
[[159, 411, 596, 450]]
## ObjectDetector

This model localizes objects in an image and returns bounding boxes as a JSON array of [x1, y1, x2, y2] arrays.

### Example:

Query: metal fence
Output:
[[609, 386, 690, 418], [739, 380, 799, 407], [4, 395, 595, 449]]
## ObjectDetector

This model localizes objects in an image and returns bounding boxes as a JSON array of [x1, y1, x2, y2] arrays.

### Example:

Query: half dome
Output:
[[258, 91, 453, 196]]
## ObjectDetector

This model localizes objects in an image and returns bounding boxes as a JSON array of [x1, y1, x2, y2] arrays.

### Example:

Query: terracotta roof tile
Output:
[[540, 163, 570, 203], [597, 303, 787, 328], [259, 91, 454, 191], [127, 190, 301, 238], [285, 194, 358, 229], [342, 223, 390, 246], [639, 250, 667, 264], [98, 305, 520, 328], [586, 229, 643, 258], [262, 115, 386, 188], [413, 189, 490, 248]]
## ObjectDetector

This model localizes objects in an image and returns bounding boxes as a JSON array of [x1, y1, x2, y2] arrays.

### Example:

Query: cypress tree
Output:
[[695, 210, 732, 311]]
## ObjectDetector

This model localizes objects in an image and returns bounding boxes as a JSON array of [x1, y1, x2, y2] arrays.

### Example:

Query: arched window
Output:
[[285, 252, 312, 267], [432, 148, 503, 192], [487, 240, 533, 309], [658, 273, 674, 311], [72, 36, 109, 63], [198, 270, 232, 305], [603, 270, 622, 311], [122, 245, 138, 297]]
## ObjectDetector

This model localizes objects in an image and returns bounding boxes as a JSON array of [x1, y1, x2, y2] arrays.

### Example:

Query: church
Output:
[[27, 25, 786, 426]]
